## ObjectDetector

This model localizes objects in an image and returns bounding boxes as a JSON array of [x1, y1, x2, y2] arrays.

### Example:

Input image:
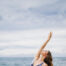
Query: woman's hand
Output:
[[48, 32, 52, 40]]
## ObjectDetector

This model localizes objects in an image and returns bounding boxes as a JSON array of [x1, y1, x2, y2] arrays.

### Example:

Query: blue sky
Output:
[[0, 0, 66, 57]]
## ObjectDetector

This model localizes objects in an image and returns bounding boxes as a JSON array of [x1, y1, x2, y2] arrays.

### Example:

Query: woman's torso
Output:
[[31, 60, 44, 66]]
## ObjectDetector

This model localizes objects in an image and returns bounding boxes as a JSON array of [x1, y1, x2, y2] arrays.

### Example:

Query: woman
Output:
[[31, 32, 53, 66]]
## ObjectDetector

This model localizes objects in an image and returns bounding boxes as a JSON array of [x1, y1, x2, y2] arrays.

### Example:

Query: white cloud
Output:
[[0, 28, 66, 57], [0, 48, 38, 57], [0, 0, 66, 30], [0, 0, 58, 9], [0, 0, 66, 57]]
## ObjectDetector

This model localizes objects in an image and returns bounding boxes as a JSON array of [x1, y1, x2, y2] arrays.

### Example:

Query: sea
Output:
[[0, 57, 66, 66]]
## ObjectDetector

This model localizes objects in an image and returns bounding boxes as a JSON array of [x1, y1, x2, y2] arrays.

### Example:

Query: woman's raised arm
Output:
[[34, 32, 52, 60]]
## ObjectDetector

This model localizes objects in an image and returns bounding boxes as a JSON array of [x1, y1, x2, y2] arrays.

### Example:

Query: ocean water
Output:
[[0, 57, 66, 66]]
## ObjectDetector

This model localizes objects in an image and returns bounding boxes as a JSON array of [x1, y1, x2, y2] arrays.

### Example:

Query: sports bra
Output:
[[31, 62, 43, 66]]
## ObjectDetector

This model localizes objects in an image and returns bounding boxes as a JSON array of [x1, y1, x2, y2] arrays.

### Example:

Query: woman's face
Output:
[[41, 50, 48, 57]]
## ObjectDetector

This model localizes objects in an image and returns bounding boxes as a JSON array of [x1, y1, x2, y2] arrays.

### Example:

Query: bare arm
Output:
[[34, 32, 52, 60]]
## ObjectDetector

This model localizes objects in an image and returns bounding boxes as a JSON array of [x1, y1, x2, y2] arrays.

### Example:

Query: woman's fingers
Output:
[[50, 32, 52, 37], [48, 32, 52, 39]]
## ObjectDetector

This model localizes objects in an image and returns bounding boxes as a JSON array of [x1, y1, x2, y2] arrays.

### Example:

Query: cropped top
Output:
[[31, 62, 43, 66]]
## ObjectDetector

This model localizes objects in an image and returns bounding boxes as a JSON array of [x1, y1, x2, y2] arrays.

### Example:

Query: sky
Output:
[[0, 0, 66, 57]]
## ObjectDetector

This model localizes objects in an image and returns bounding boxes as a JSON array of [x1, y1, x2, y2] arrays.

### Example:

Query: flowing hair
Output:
[[43, 51, 53, 66]]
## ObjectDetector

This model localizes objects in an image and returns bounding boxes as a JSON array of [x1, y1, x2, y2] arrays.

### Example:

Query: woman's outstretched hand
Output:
[[48, 32, 52, 40]]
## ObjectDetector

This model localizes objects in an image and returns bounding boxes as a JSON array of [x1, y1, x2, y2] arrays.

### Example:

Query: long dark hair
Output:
[[43, 51, 53, 66]]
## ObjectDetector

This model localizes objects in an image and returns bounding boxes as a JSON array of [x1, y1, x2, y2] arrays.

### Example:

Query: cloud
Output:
[[0, 0, 58, 9], [0, 28, 66, 57], [0, 0, 66, 30], [0, 0, 66, 57], [0, 48, 38, 57]]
